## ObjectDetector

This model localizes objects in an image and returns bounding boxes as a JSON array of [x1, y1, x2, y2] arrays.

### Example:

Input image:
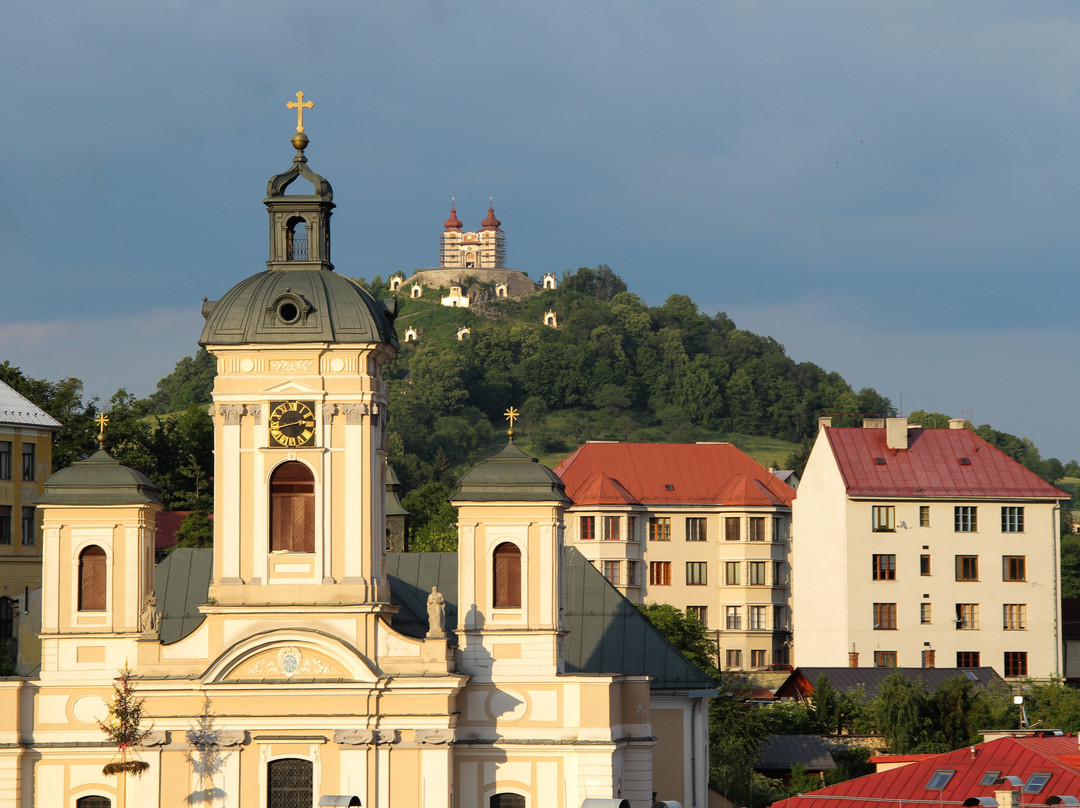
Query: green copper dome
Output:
[[199, 269, 398, 346], [453, 443, 570, 502], [35, 450, 160, 506]]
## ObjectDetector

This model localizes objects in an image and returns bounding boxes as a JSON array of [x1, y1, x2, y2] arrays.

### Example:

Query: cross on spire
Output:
[[96, 413, 109, 449], [287, 91, 314, 133], [504, 406, 519, 442]]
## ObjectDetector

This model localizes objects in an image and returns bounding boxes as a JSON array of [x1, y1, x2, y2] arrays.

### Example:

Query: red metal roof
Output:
[[825, 427, 1067, 499], [552, 442, 794, 507], [775, 735, 1080, 808]]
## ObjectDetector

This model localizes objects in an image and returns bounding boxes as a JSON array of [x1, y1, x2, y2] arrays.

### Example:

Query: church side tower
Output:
[[35, 449, 161, 678], [451, 438, 570, 680], [199, 119, 399, 607]]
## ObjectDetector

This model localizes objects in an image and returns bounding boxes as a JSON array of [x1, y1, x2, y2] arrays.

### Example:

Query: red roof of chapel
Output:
[[553, 442, 794, 507]]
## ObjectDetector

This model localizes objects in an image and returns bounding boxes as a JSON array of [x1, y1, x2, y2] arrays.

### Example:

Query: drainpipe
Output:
[[1053, 505, 1062, 678]]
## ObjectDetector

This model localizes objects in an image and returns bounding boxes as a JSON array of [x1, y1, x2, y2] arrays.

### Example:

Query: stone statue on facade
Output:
[[426, 585, 446, 638], [140, 593, 159, 633]]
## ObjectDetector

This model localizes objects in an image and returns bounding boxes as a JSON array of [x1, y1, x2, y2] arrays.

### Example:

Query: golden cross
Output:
[[96, 413, 109, 448], [504, 407, 519, 429], [287, 91, 314, 133]]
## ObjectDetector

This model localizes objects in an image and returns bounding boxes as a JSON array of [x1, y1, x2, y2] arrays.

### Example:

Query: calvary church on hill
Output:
[[0, 100, 713, 807]]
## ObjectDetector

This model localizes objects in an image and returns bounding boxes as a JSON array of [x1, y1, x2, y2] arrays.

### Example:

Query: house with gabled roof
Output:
[[553, 441, 796, 671], [793, 417, 1068, 678], [773, 733, 1080, 808]]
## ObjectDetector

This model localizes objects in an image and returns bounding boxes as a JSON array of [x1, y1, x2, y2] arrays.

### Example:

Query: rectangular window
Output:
[[873, 554, 896, 580], [956, 603, 980, 630], [773, 517, 783, 542], [1024, 774, 1052, 795], [0, 441, 10, 480], [602, 561, 620, 585], [21, 507, 34, 546], [749, 605, 768, 630], [957, 651, 981, 668], [726, 649, 742, 668], [687, 605, 707, 626], [749, 561, 766, 586], [1003, 555, 1026, 582], [921, 603, 932, 624], [627, 560, 641, 586], [920, 554, 932, 576], [686, 517, 707, 542], [874, 602, 897, 630], [1003, 604, 1027, 631], [580, 516, 595, 540], [926, 770, 956, 790], [955, 506, 977, 532], [955, 555, 979, 582], [751, 649, 767, 668], [21, 443, 35, 482], [724, 516, 740, 541], [1001, 507, 1025, 533], [726, 606, 742, 630], [872, 505, 895, 532], [774, 604, 790, 631], [602, 515, 620, 540], [725, 561, 740, 585], [627, 515, 636, 540], [1005, 651, 1028, 677], [649, 561, 671, 586], [919, 505, 931, 527], [648, 517, 671, 541], [748, 517, 766, 542], [773, 561, 785, 586], [0, 506, 10, 545], [686, 561, 707, 585], [874, 651, 898, 668]]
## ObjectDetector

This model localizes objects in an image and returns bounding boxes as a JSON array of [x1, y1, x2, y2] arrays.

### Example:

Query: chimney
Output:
[[848, 650, 859, 668], [885, 417, 909, 451], [862, 417, 885, 429], [995, 789, 1017, 808], [818, 416, 833, 429], [949, 418, 965, 430]]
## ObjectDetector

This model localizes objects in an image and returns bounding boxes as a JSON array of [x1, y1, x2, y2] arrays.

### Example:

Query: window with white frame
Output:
[[725, 606, 742, 629], [1001, 506, 1024, 533], [872, 505, 895, 532], [954, 506, 977, 532], [749, 605, 767, 630]]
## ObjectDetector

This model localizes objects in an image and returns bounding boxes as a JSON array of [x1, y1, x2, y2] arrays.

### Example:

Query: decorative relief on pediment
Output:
[[243, 646, 332, 679], [271, 359, 312, 373]]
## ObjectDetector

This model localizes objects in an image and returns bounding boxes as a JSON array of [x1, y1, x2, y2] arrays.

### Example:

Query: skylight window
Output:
[[874, 457, 886, 465], [926, 770, 956, 790], [1024, 773, 1052, 794], [959, 457, 972, 465], [664, 484, 674, 491], [978, 771, 1001, 787]]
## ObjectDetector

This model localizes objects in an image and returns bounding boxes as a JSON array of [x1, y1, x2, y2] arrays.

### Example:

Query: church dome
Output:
[[35, 450, 160, 506], [444, 203, 463, 231], [199, 268, 398, 346], [481, 204, 501, 231], [453, 443, 569, 502]]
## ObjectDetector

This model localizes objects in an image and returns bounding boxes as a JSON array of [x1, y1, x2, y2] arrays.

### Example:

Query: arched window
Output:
[[286, 217, 308, 261], [268, 758, 312, 808], [491, 794, 525, 808], [76, 796, 112, 808], [78, 546, 107, 611], [270, 462, 315, 553], [493, 543, 521, 608]]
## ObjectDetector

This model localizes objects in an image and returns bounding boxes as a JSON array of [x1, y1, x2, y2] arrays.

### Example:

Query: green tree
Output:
[[173, 511, 213, 549], [636, 603, 718, 674], [144, 349, 215, 414], [874, 672, 931, 753], [559, 265, 627, 301]]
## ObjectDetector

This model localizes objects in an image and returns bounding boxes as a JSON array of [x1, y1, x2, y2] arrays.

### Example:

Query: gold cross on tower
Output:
[[504, 406, 519, 442], [95, 413, 109, 449], [287, 91, 314, 133]]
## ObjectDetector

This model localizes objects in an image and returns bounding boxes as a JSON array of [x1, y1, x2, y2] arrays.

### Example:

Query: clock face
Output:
[[269, 401, 316, 447]]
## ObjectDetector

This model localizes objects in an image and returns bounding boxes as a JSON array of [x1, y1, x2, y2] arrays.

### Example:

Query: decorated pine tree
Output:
[[100, 664, 152, 778]]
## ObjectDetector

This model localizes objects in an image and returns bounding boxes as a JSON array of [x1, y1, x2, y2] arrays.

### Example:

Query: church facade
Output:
[[0, 116, 711, 807]]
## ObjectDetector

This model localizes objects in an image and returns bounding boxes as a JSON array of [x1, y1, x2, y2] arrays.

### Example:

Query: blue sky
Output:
[[4, 2, 1079, 460]]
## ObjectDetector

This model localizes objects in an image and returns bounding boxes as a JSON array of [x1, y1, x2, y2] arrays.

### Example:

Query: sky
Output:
[[3, 2, 1080, 460]]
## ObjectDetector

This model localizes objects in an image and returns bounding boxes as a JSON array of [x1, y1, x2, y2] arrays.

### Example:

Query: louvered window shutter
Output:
[[270, 462, 315, 553], [493, 543, 522, 608], [79, 546, 107, 611]]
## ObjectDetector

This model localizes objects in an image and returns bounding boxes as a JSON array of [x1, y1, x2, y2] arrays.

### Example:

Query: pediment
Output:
[[203, 629, 380, 684], [260, 377, 325, 396]]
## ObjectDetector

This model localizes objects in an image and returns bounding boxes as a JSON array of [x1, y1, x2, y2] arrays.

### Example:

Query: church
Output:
[[0, 102, 713, 807]]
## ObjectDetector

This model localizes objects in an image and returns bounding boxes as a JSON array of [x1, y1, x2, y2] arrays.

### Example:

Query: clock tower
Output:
[[199, 114, 398, 607]]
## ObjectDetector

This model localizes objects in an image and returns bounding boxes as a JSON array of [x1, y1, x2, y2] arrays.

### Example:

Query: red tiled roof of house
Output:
[[572, 472, 640, 506], [774, 735, 1080, 808], [553, 442, 794, 507], [825, 427, 1068, 499]]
